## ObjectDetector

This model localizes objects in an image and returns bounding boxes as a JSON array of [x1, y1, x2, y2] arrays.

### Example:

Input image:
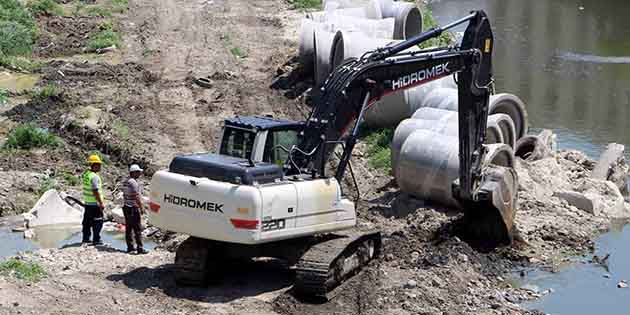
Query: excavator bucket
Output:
[[460, 164, 518, 248]]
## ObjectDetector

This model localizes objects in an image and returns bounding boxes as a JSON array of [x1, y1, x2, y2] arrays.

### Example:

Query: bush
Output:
[[0, 0, 38, 56], [87, 21, 120, 50], [85, 6, 112, 17], [418, 6, 453, 48], [362, 128, 394, 172], [30, 84, 60, 101], [0, 258, 47, 282], [27, 0, 64, 16], [289, 0, 320, 10], [4, 123, 60, 150], [0, 55, 41, 71]]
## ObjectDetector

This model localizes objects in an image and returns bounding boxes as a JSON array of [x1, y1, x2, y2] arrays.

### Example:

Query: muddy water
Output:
[[428, 0, 630, 313], [0, 217, 156, 259], [0, 72, 40, 93]]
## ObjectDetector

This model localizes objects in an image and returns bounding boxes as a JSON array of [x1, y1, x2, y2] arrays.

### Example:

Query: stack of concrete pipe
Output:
[[299, 0, 424, 84]]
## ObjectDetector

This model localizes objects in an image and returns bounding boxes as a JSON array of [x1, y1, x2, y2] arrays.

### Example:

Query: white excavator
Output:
[[147, 11, 517, 298]]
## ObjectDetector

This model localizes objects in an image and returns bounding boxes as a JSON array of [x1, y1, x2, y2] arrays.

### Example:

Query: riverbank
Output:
[[1, 1, 629, 315]]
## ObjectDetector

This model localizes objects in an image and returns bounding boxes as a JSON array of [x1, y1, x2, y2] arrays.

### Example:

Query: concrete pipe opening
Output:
[[489, 93, 529, 140], [514, 135, 544, 160], [483, 143, 515, 168], [391, 2, 423, 39], [314, 27, 341, 85], [487, 113, 516, 148]]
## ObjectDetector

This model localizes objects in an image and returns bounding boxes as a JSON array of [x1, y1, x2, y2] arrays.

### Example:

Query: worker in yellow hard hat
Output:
[[82, 154, 105, 245]]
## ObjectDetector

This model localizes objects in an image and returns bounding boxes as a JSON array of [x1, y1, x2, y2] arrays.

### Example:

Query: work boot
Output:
[[92, 240, 104, 246], [126, 247, 136, 254], [136, 248, 148, 255]]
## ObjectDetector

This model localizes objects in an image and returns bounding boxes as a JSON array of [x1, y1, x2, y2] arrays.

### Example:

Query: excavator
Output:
[[147, 10, 517, 298]]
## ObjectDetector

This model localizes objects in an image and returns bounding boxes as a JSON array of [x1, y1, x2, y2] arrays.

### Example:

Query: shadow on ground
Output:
[[106, 258, 293, 303]]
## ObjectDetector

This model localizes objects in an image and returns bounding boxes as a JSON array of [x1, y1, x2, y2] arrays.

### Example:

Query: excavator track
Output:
[[174, 237, 223, 286], [293, 230, 381, 299]]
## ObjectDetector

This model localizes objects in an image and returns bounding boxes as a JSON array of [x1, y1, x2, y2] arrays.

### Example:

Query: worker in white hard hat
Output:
[[122, 164, 147, 254]]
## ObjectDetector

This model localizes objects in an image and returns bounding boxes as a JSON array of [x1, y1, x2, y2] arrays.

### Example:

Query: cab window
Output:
[[220, 127, 256, 160], [263, 130, 298, 166]]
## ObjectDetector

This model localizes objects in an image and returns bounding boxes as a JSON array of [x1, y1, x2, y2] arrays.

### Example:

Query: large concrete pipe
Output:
[[314, 27, 341, 85], [488, 113, 516, 149], [299, 16, 395, 71], [397, 130, 515, 208], [323, 0, 422, 39], [390, 113, 508, 179], [407, 88, 529, 139], [364, 76, 456, 127], [309, 1, 383, 21]]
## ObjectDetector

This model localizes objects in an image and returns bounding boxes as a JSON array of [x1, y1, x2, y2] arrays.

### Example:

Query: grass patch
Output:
[[85, 6, 112, 17], [418, 6, 454, 49], [3, 123, 60, 150], [30, 84, 60, 101], [229, 46, 247, 58], [0, 55, 41, 71], [0, 88, 7, 105], [87, 21, 120, 50], [110, 0, 128, 13], [0, 258, 47, 282], [112, 119, 129, 139], [37, 176, 56, 195], [361, 128, 394, 172], [0, 0, 38, 57], [288, 0, 320, 10], [62, 172, 80, 186], [27, 0, 64, 17]]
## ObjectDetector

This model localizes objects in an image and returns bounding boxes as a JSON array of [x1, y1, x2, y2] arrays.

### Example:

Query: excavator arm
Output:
[[288, 11, 516, 246]]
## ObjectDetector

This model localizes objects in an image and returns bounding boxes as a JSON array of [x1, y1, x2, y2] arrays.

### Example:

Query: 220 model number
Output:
[[262, 219, 286, 231]]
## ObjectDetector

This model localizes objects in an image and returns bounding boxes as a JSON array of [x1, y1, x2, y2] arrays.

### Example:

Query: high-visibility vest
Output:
[[82, 171, 101, 204]]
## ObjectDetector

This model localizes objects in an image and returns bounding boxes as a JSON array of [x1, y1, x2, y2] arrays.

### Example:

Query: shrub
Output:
[[289, 0, 320, 10], [0, 258, 47, 282], [4, 123, 60, 150], [87, 21, 120, 50], [0, 0, 38, 56], [362, 128, 394, 172], [0, 88, 7, 105], [27, 0, 64, 16], [30, 84, 60, 101]]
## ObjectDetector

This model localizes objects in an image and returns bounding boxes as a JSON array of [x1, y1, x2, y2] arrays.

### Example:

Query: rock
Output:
[[521, 284, 540, 293], [553, 190, 596, 214], [592, 143, 624, 180], [617, 281, 628, 288], [553, 178, 629, 218], [385, 253, 395, 261], [24, 190, 83, 227], [457, 253, 469, 263], [23, 229, 35, 239], [604, 274, 611, 278], [111, 207, 125, 225], [405, 279, 417, 289]]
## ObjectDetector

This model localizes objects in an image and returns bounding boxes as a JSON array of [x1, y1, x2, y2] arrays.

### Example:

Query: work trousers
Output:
[[123, 206, 143, 250], [82, 205, 104, 244]]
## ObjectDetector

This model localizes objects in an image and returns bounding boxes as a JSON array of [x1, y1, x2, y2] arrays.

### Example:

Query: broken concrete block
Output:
[[592, 143, 625, 180], [553, 190, 597, 215], [24, 190, 83, 228], [555, 178, 630, 218]]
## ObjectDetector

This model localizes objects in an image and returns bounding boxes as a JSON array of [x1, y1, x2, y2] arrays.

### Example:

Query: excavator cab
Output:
[[218, 116, 303, 166]]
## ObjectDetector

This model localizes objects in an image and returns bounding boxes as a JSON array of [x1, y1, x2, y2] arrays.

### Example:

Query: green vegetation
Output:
[[37, 176, 56, 195], [85, 6, 112, 17], [0, 0, 38, 57], [0, 88, 7, 105], [418, 6, 453, 48], [0, 258, 47, 282], [0, 55, 41, 71], [229, 46, 247, 58], [289, 0, 320, 10], [30, 84, 61, 101], [110, 0, 128, 13], [361, 128, 394, 172], [112, 119, 129, 139], [62, 172, 80, 186], [27, 0, 63, 16], [87, 21, 120, 50], [3, 123, 60, 150]]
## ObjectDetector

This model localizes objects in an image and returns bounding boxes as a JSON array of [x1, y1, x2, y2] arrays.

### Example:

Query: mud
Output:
[[1, 1, 629, 315]]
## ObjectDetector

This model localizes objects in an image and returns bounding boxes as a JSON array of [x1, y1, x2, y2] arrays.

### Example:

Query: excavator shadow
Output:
[[106, 258, 293, 303]]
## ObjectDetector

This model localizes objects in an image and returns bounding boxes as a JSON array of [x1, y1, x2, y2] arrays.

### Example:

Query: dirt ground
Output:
[[1, 1, 629, 315]]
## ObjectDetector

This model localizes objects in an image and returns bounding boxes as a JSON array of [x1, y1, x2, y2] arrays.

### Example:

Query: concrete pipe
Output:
[[409, 88, 529, 140], [299, 16, 395, 69], [309, 0, 382, 21], [487, 113, 516, 149], [314, 27, 341, 85], [397, 130, 515, 208], [390, 114, 506, 179], [364, 76, 456, 127], [411, 107, 456, 121]]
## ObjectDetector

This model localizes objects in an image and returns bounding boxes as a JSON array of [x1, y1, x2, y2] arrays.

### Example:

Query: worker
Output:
[[123, 164, 147, 254], [82, 154, 105, 245]]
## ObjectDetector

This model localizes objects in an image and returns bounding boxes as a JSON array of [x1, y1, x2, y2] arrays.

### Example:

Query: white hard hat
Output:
[[129, 164, 143, 172]]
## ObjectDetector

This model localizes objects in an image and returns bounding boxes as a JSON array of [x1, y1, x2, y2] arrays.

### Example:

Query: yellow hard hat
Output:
[[87, 154, 103, 164]]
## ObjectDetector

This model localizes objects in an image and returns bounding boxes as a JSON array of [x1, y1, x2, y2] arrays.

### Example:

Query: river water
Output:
[[429, 0, 630, 313]]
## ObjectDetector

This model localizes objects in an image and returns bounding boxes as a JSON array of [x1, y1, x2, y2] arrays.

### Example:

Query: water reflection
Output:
[[429, 0, 630, 158]]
